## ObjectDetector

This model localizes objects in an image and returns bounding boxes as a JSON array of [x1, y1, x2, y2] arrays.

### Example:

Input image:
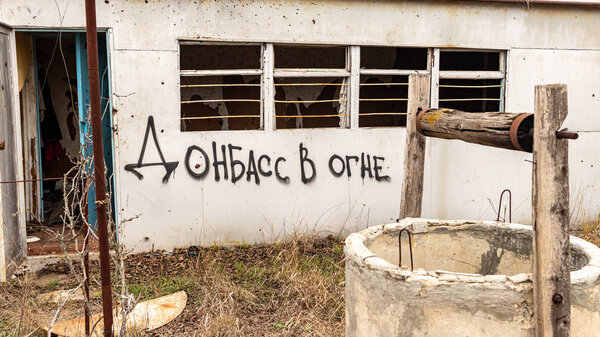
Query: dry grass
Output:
[[575, 215, 600, 247], [2, 218, 600, 337], [0, 235, 345, 336]]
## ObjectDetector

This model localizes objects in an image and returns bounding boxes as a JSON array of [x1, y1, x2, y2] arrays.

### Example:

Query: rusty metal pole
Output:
[[82, 179, 90, 336], [84, 0, 114, 336]]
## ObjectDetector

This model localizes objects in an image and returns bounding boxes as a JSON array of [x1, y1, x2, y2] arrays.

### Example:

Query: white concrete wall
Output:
[[2, 0, 599, 252]]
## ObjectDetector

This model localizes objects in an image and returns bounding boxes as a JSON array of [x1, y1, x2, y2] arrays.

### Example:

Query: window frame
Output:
[[430, 48, 507, 112], [178, 42, 507, 132], [179, 41, 265, 131]]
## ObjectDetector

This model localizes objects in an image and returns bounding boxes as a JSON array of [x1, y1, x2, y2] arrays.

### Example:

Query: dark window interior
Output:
[[361, 47, 428, 70], [358, 47, 427, 127], [438, 79, 502, 112], [440, 51, 500, 71], [180, 44, 262, 131], [180, 44, 261, 70], [180, 75, 261, 131], [275, 77, 345, 129], [359, 75, 408, 127], [274, 45, 346, 69]]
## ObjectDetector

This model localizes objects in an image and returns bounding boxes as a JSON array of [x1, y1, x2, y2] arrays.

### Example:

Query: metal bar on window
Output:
[[180, 69, 263, 76]]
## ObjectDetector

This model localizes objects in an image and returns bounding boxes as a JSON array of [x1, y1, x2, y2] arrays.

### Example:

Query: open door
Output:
[[75, 32, 115, 228], [0, 23, 27, 281]]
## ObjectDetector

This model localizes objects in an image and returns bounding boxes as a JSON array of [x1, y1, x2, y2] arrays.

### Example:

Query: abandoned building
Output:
[[1, 1, 599, 280]]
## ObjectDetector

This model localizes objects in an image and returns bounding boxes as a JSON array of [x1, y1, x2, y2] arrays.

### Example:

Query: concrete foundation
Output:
[[344, 219, 600, 337]]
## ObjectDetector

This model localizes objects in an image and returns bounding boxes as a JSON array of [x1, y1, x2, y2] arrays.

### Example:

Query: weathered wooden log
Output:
[[416, 108, 534, 152]]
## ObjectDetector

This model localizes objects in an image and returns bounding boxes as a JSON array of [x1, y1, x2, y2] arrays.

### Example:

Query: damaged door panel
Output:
[[0, 23, 27, 281]]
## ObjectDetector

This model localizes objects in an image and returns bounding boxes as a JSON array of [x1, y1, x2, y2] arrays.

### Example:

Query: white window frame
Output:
[[430, 48, 507, 112], [179, 42, 507, 131], [354, 47, 432, 129], [179, 41, 265, 130]]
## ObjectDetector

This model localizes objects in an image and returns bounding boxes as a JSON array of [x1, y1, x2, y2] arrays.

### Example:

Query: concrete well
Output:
[[344, 219, 600, 337]]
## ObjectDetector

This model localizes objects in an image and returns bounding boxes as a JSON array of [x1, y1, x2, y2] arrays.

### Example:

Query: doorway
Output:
[[16, 30, 115, 256]]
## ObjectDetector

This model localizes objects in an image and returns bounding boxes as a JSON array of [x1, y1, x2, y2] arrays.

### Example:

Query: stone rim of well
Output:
[[344, 218, 600, 286]]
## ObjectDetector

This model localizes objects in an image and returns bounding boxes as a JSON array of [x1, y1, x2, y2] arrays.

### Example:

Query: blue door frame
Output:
[[28, 30, 116, 228], [75, 32, 116, 229]]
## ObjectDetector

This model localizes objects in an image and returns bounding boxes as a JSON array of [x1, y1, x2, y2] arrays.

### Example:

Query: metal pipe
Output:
[[556, 130, 579, 139], [84, 0, 113, 336], [398, 229, 414, 271], [82, 180, 91, 337]]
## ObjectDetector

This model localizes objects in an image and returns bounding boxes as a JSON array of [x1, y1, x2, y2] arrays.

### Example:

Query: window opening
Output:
[[180, 43, 262, 131], [361, 47, 427, 70], [180, 44, 261, 70], [275, 77, 347, 129], [440, 51, 499, 71], [273, 46, 349, 129], [274, 45, 346, 69], [439, 79, 502, 112], [358, 47, 427, 127], [436, 50, 504, 112], [178, 44, 506, 131]]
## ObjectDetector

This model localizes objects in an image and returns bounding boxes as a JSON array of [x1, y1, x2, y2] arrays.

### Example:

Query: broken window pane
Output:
[[359, 75, 409, 127], [181, 75, 261, 131], [275, 77, 347, 129], [180, 43, 262, 131]]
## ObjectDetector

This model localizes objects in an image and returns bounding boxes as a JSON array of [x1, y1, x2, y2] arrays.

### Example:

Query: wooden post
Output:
[[532, 84, 570, 337], [399, 74, 430, 219]]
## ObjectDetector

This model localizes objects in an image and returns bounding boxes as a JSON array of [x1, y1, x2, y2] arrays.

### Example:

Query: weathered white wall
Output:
[[2, 0, 599, 252]]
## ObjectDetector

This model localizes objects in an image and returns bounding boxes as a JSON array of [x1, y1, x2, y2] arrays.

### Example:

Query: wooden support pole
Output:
[[399, 74, 430, 219], [532, 84, 571, 337]]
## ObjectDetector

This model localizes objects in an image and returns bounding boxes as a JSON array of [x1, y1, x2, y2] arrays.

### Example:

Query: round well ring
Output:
[[344, 219, 600, 337]]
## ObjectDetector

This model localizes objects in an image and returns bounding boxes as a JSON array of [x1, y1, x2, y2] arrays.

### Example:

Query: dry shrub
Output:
[[578, 215, 600, 247], [0, 279, 44, 336], [145, 234, 345, 336], [1, 234, 344, 336]]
